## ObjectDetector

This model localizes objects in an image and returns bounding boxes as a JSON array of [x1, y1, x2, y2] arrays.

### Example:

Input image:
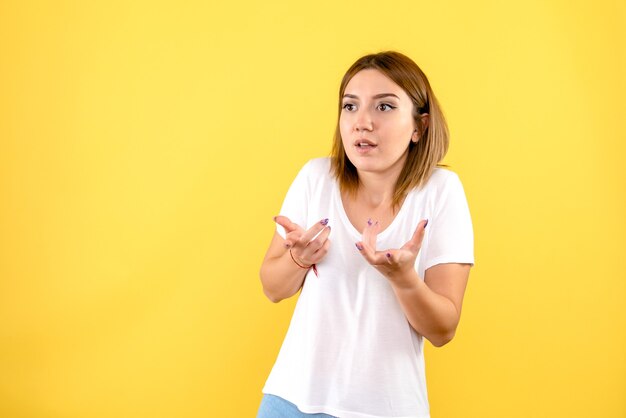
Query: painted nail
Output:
[[424, 219, 429, 229], [367, 218, 372, 226], [320, 218, 329, 226], [283, 242, 291, 248], [355, 243, 363, 251], [386, 252, 392, 258]]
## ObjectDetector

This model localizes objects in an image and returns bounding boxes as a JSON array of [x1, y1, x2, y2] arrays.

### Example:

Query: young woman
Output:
[[257, 51, 475, 418]]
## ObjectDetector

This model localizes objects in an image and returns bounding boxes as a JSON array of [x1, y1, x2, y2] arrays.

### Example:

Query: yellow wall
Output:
[[1, 1, 624, 417]]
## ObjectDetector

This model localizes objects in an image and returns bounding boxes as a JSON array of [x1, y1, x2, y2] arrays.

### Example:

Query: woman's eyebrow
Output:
[[343, 93, 400, 100]]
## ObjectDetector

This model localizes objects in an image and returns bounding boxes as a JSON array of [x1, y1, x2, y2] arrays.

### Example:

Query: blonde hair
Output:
[[330, 51, 450, 211]]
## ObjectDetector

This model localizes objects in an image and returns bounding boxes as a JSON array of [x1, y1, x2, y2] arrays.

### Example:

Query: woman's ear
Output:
[[412, 113, 430, 143]]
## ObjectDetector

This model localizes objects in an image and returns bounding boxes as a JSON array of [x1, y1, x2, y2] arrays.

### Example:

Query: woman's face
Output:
[[340, 69, 418, 179]]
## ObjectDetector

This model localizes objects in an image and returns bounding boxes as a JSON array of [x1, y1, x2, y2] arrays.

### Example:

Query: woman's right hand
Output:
[[274, 215, 332, 268]]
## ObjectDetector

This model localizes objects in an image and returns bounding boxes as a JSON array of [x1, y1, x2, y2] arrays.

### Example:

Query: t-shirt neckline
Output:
[[332, 180, 413, 243]]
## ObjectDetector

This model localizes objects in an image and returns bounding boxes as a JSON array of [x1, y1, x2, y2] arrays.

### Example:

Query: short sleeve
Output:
[[423, 172, 475, 270], [275, 160, 312, 239]]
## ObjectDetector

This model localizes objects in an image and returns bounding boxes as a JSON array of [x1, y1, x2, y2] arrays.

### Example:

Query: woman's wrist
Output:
[[289, 249, 312, 268], [386, 267, 420, 290], [289, 249, 318, 277]]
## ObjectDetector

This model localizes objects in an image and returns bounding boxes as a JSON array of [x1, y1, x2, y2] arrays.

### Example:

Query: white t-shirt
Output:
[[262, 157, 475, 418]]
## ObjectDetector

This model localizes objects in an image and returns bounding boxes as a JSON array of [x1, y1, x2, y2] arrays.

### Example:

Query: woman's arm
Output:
[[390, 263, 471, 347], [259, 217, 331, 303], [259, 231, 309, 303], [355, 219, 471, 347]]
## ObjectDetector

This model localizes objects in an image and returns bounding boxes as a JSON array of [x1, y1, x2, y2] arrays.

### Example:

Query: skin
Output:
[[259, 69, 471, 347]]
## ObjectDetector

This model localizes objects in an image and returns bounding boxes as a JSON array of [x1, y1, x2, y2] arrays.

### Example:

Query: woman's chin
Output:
[[353, 162, 385, 175], [347, 157, 376, 172], [348, 155, 408, 178]]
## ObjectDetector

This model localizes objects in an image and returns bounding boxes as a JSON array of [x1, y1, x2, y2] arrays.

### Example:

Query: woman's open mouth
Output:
[[354, 138, 377, 153], [355, 140, 377, 153]]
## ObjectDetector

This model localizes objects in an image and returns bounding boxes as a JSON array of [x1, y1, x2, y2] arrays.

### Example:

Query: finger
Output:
[[274, 215, 303, 234], [355, 241, 372, 263], [283, 230, 303, 248], [310, 238, 331, 262], [299, 235, 331, 266], [304, 225, 331, 253], [382, 249, 407, 265], [402, 219, 428, 252], [362, 218, 380, 251], [356, 240, 387, 265], [359, 219, 376, 260], [300, 218, 330, 243]]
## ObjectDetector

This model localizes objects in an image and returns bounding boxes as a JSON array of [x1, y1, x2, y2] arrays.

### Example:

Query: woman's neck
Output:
[[356, 169, 399, 208]]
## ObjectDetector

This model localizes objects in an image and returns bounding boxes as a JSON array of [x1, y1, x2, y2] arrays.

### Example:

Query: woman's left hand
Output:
[[356, 219, 428, 286]]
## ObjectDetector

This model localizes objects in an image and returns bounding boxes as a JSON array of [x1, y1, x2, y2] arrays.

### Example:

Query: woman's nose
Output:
[[355, 109, 373, 132]]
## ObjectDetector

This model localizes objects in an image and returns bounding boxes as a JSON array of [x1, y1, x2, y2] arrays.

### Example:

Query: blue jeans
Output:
[[257, 394, 338, 418]]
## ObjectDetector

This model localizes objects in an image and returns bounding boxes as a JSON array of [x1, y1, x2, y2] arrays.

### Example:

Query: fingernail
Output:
[[367, 218, 372, 226], [424, 219, 429, 229], [273, 216, 277, 221], [320, 218, 329, 226], [283, 242, 291, 248], [375, 221, 379, 226], [386, 252, 392, 258], [355, 243, 363, 251]]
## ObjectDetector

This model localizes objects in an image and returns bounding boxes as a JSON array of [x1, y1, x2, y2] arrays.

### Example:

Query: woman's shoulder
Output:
[[411, 167, 468, 207], [303, 157, 332, 172], [295, 157, 332, 180], [288, 157, 333, 190], [422, 166, 462, 191]]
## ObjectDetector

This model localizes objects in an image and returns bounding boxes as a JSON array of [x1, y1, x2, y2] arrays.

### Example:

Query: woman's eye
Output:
[[342, 103, 356, 111], [378, 103, 395, 111]]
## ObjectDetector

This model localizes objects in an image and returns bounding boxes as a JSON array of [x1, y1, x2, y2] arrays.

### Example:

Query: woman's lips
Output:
[[355, 143, 377, 154]]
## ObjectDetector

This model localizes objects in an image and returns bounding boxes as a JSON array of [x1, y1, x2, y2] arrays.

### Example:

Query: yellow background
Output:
[[1, 1, 625, 417]]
